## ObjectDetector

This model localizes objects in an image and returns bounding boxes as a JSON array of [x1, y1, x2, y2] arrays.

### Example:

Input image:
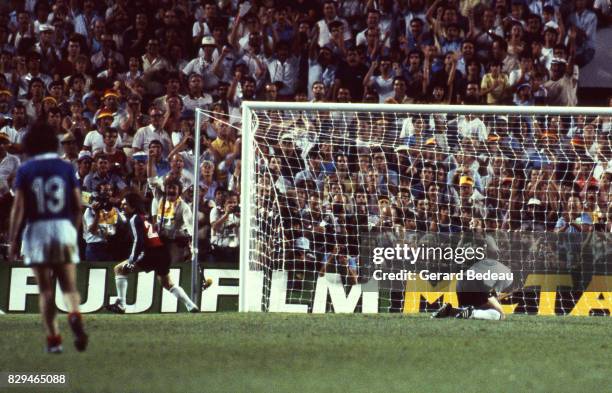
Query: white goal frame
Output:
[[238, 102, 612, 312]]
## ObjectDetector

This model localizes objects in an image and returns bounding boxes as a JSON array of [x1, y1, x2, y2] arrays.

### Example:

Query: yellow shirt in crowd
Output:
[[481, 73, 509, 104]]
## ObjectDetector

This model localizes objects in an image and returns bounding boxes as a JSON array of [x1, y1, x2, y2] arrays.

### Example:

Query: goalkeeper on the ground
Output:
[[431, 258, 513, 321]]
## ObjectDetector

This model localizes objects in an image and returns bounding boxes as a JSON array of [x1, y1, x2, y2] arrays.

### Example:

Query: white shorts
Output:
[[21, 219, 80, 265]]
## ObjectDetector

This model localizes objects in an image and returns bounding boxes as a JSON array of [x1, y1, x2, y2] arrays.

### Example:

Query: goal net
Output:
[[235, 103, 612, 315]]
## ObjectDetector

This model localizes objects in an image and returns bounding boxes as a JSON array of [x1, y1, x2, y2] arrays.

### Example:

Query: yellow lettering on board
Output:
[[403, 279, 457, 314], [570, 276, 612, 316], [524, 274, 573, 315], [500, 302, 518, 315]]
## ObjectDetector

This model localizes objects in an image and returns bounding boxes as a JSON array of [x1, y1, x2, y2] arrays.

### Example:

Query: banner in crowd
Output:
[[0, 264, 609, 316]]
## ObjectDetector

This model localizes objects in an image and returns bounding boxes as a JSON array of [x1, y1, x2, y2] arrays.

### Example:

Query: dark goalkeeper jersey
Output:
[[127, 214, 163, 264]]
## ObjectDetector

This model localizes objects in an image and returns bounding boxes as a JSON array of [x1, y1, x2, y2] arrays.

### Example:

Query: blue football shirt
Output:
[[14, 153, 79, 223]]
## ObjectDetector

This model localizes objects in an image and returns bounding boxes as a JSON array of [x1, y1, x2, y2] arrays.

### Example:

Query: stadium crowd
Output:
[[0, 0, 610, 274]]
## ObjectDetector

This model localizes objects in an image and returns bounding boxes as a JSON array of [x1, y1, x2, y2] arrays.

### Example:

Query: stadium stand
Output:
[[0, 0, 610, 271]]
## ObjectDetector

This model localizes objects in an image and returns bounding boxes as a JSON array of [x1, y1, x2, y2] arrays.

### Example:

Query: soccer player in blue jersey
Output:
[[106, 192, 199, 313], [8, 123, 88, 353]]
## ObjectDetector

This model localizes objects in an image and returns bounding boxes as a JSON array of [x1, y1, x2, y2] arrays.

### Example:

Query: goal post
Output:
[[239, 103, 257, 312], [191, 108, 204, 302], [238, 102, 612, 315]]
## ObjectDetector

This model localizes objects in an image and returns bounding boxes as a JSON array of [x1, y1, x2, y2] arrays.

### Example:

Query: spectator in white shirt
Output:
[[266, 41, 299, 97], [209, 191, 240, 262], [364, 57, 396, 103], [83, 111, 122, 152], [544, 57, 578, 106], [18, 52, 52, 99], [191, 1, 218, 48], [316, 1, 352, 48], [0, 131, 18, 239], [457, 115, 489, 142], [142, 38, 170, 76], [132, 106, 172, 157], [182, 36, 223, 92], [181, 73, 213, 112], [0, 132, 19, 200], [356, 9, 389, 49], [0, 103, 29, 149], [508, 54, 534, 89]]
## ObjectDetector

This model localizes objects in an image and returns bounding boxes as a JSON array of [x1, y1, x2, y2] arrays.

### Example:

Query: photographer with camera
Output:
[[153, 177, 193, 264], [83, 181, 125, 262], [209, 191, 240, 263]]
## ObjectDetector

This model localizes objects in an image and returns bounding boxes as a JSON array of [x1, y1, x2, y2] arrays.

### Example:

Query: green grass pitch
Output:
[[1, 313, 610, 393]]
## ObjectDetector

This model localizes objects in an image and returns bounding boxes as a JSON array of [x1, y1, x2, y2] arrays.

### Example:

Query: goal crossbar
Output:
[[241, 102, 612, 116]]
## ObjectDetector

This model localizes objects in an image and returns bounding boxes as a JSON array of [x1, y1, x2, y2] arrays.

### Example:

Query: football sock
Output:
[[115, 276, 128, 307], [471, 309, 502, 320], [47, 334, 62, 347], [67, 311, 82, 322], [169, 285, 197, 311]]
